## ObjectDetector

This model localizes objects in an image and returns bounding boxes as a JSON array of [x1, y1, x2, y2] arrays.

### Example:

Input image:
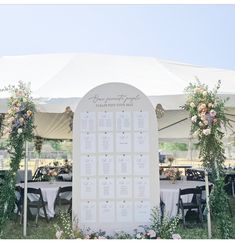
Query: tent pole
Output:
[[205, 170, 212, 239], [23, 141, 28, 237]]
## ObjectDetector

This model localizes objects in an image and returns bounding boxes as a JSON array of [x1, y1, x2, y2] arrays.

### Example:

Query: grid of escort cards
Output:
[[79, 111, 151, 223]]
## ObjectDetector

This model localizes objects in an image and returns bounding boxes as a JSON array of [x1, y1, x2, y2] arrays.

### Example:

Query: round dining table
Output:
[[17, 181, 72, 218], [160, 180, 207, 218]]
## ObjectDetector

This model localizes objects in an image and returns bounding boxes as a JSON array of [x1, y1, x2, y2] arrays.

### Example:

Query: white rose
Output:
[[190, 102, 195, 108], [14, 107, 20, 113], [200, 103, 206, 109], [7, 117, 14, 124], [192, 130, 199, 138], [203, 128, 211, 136], [202, 91, 207, 96], [172, 233, 182, 239], [19, 117, 24, 123], [147, 230, 156, 238], [98, 236, 106, 239], [55, 230, 63, 239], [136, 233, 142, 239], [18, 128, 23, 134], [3, 127, 12, 136], [208, 103, 213, 108], [199, 121, 203, 127], [191, 115, 197, 123]]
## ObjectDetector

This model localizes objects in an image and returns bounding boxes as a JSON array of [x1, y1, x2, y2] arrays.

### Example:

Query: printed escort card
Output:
[[79, 110, 151, 224]]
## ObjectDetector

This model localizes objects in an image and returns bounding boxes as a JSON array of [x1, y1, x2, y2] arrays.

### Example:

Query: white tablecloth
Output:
[[18, 180, 206, 219], [160, 180, 206, 218], [17, 181, 72, 218]]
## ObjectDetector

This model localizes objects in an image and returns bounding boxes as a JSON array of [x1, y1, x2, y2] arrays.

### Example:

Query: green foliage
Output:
[[54, 211, 75, 239], [53, 206, 180, 239], [149, 206, 179, 239], [184, 80, 232, 238], [0, 139, 7, 150], [34, 136, 44, 155], [0, 114, 5, 136], [0, 171, 16, 236], [210, 178, 233, 238], [0, 81, 35, 236], [49, 140, 62, 151]]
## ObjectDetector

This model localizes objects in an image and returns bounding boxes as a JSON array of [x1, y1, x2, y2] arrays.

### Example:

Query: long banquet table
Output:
[[17, 181, 72, 218]]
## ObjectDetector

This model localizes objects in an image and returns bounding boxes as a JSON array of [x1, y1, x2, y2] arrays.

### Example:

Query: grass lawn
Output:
[[1, 197, 235, 239], [176, 195, 235, 239]]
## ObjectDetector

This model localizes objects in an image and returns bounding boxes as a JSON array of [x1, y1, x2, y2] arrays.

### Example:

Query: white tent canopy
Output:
[[0, 53, 235, 140]]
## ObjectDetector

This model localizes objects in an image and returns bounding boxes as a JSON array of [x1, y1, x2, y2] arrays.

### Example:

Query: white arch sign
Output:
[[73, 82, 160, 234]]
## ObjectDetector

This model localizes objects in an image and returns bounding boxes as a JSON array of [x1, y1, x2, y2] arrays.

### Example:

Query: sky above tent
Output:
[[0, 4, 235, 70]]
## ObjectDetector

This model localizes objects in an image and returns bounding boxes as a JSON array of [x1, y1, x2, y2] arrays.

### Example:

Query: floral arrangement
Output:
[[0, 81, 35, 235], [48, 170, 58, 177], [183, 80, 232, 238], [63, 159, 72, 173], [48, 170, 58, 183], [164, 168, 182, 182], [1, 81, 35, 139], [40, 167, 58, 181], [184, 80, 228, 144], [183, 80, 230, 172], [54, 207, 180, 239]]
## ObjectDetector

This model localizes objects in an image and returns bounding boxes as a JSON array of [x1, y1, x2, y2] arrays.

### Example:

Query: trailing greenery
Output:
[[34, 136, 44, 155], [183, 80, 232, 238], [0, 81, 35, 236], [0, 114, 5, 136]]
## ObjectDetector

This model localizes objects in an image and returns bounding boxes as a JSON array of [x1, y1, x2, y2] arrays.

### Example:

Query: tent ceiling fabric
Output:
[[0, 53, 235, 140], [0, 53, 76, 97], [34, 112, 72, 140], [158, 108, 235, 142], [160, 59, 235, 94], [34, 54, 186, 98]]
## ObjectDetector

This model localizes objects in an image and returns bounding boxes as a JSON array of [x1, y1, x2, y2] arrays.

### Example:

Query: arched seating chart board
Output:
[[73, 82, 160, 234]]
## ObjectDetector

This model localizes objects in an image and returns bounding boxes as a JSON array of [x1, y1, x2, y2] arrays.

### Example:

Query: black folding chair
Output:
[[26, 187, 49, 226], [15, 186, 24, 223], [224, 174, 235, 197], [196, 184, 213, 210], [177, 187, 203, 227], [186, 169, 205, 181], [54, 186, 72, 214], [160, 199, 165, 221]]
